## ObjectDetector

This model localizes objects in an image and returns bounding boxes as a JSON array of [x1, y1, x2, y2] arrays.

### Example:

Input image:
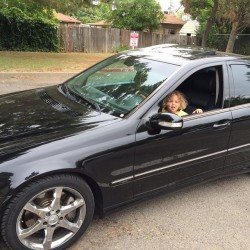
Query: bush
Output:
[[0, 7, 59, 52], [111, 44, 130, 53]]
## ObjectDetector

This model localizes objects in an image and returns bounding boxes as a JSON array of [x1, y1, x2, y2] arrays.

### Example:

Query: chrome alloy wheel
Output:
[[16, 186, 86, 250]]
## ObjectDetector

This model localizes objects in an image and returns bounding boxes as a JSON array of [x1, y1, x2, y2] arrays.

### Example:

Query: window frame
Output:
[[228, 62, 250, 108], [143, 62, 229, 120]]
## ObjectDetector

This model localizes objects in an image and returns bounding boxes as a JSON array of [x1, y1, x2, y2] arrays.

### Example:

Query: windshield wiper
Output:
[[59, 84, 75, 101], [59, 84, 101, 112]]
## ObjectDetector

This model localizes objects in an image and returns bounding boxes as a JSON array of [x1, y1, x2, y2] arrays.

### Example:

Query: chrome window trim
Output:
[[183, 108, 231, 121], [229, 103, 250, 111]]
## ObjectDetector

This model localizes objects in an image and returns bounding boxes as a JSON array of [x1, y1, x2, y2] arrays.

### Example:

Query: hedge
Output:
[[0, 7, 59, 52]]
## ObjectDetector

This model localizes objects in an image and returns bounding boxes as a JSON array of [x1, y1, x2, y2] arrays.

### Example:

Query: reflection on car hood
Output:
[[0, 86, 119, 151]]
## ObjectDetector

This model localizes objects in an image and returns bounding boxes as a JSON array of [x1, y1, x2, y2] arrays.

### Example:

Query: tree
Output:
[[217, 0, 250, 53], [106, 0, 164, 32], [202, 0, 218, 47], [33, 0, 92, 14], [72, 2, 111, 23], [0, 0, 93, 16], [181, 0, 250, 53], [0, 0, 50, 18], [181, 0, 218, 48]]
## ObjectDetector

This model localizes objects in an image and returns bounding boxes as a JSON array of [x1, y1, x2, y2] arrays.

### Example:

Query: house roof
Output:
[[55, 13, 81, 24], [161, 14, 185, 25]]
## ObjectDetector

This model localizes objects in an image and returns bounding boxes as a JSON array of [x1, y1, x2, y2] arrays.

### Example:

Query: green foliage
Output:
[[196, 22, 250, 55], [181, 0, 250, 54], [106, 0, 164, 32], [72, 2, 111, 23], [0, 7, 59, 51], [111, 44, 130, 53], [181, 0, 212, 19], [0, 0, 97, 52], [181, 0, 213, 25], [196, 23, 226, 50], [35, 0, 92, 14], [0, 0, 92, 15], [0, 0, 55, 19], [217, 0, 250, 30], [233, 30, 250, 55]]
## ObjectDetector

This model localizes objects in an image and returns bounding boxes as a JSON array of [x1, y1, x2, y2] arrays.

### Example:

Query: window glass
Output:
[[66, 54, 179, 117], [231, 64, 250, 106]]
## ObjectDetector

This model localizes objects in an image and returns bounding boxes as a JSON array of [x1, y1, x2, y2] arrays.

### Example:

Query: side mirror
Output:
[[149, 112, 183, 130]]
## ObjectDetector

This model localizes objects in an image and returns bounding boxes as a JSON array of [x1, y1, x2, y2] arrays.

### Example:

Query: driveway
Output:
[[0, 73, 249, 250]]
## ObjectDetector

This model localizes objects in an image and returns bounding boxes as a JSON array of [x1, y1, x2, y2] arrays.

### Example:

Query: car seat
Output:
[[185, 70, 216, 114]]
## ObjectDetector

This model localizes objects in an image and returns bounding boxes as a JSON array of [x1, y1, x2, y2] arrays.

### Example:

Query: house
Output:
[[157, 12, 185, 35], [55, 13, 82, 26], [179, 20, 200, 36]]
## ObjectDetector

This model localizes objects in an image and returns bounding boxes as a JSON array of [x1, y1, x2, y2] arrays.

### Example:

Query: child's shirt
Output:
[[162, 108, 188, 117]]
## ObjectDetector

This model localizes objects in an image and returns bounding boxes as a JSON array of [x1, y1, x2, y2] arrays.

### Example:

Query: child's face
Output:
[[166, 94, 180, 113]]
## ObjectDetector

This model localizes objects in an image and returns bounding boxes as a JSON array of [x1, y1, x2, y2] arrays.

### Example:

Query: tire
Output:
[[1, 174, 95, 250]]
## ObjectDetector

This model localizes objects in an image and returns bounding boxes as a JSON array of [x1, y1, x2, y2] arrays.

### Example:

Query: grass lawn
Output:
[[0, 52, 114, 72]]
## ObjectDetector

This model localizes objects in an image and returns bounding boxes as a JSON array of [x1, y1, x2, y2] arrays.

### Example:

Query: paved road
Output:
[[0, 72, 76, 94], [68, 175, 250, 250], [0, 73, 249, 250], [2, 176, 249, 250]]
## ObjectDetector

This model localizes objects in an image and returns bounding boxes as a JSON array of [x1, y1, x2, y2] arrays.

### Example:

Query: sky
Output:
[[156, 0, 182, 12]]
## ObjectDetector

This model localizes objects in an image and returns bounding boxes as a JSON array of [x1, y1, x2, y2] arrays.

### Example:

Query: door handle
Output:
[[213, 121, 230, 129]]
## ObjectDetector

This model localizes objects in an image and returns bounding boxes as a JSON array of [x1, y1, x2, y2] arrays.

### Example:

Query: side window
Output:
[[160, 66, 223, 116], [230, 64, 250, 107]]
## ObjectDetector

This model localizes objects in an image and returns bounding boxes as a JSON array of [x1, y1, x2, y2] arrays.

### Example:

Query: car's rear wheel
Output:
[[1, 174, 94, 250]]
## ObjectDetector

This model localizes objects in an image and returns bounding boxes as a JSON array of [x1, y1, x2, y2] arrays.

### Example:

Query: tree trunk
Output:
[[201, 0, 218, 48], [226, 21, 238, 53]]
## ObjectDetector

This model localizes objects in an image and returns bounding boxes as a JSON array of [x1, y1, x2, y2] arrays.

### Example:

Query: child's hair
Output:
[[163, 90, 188, 111]]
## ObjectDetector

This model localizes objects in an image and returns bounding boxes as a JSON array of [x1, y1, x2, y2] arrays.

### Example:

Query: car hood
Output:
[[0, 86, 119, 148]]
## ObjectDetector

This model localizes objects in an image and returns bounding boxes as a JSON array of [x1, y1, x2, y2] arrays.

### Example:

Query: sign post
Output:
[[130, 31, 139, 49]]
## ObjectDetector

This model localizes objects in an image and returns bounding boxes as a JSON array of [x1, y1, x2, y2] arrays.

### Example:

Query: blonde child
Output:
[[162, 90, 203, 116]]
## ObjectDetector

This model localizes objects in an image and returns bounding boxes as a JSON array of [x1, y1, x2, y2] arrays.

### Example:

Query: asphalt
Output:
[[0, 72, 76, 95], [0, 72, 249, 250]]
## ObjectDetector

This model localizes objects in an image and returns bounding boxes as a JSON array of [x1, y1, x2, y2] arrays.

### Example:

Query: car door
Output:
[[225, 61, 250, 171], [133, 64, 232, 197]]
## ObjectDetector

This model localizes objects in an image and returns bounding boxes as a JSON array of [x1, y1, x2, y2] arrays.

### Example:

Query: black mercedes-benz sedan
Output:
[[0, 44, 249, 250]]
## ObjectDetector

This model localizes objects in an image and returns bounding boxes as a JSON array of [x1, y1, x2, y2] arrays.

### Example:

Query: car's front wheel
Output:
[[1, 174, 95, 250]]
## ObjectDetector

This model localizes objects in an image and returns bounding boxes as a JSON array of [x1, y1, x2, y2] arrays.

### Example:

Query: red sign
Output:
[[130, 32, 139, 47]]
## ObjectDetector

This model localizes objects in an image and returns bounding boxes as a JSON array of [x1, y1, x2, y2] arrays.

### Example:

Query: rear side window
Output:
[[230, 64, 250, 106]]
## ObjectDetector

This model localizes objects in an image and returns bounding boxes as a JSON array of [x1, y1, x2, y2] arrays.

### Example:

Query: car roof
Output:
[[123, 44, 249, 66]]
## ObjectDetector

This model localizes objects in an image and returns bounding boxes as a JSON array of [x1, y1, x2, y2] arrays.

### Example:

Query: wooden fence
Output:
[[59, 25, 198, 53]]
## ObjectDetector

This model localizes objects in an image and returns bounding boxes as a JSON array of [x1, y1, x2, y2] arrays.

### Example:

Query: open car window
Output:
[[160, 66, 224, 116], [65, 54, 180, 118]]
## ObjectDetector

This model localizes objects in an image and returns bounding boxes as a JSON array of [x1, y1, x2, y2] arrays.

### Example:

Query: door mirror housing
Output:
[[149, 112, 183, 130]]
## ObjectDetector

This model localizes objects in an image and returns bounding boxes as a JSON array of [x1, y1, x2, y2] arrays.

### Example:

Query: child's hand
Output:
[[192, 108, 203, 114]]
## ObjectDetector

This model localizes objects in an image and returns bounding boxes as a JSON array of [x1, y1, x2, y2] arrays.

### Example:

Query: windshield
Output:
[[66, 54, 179, 117]]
